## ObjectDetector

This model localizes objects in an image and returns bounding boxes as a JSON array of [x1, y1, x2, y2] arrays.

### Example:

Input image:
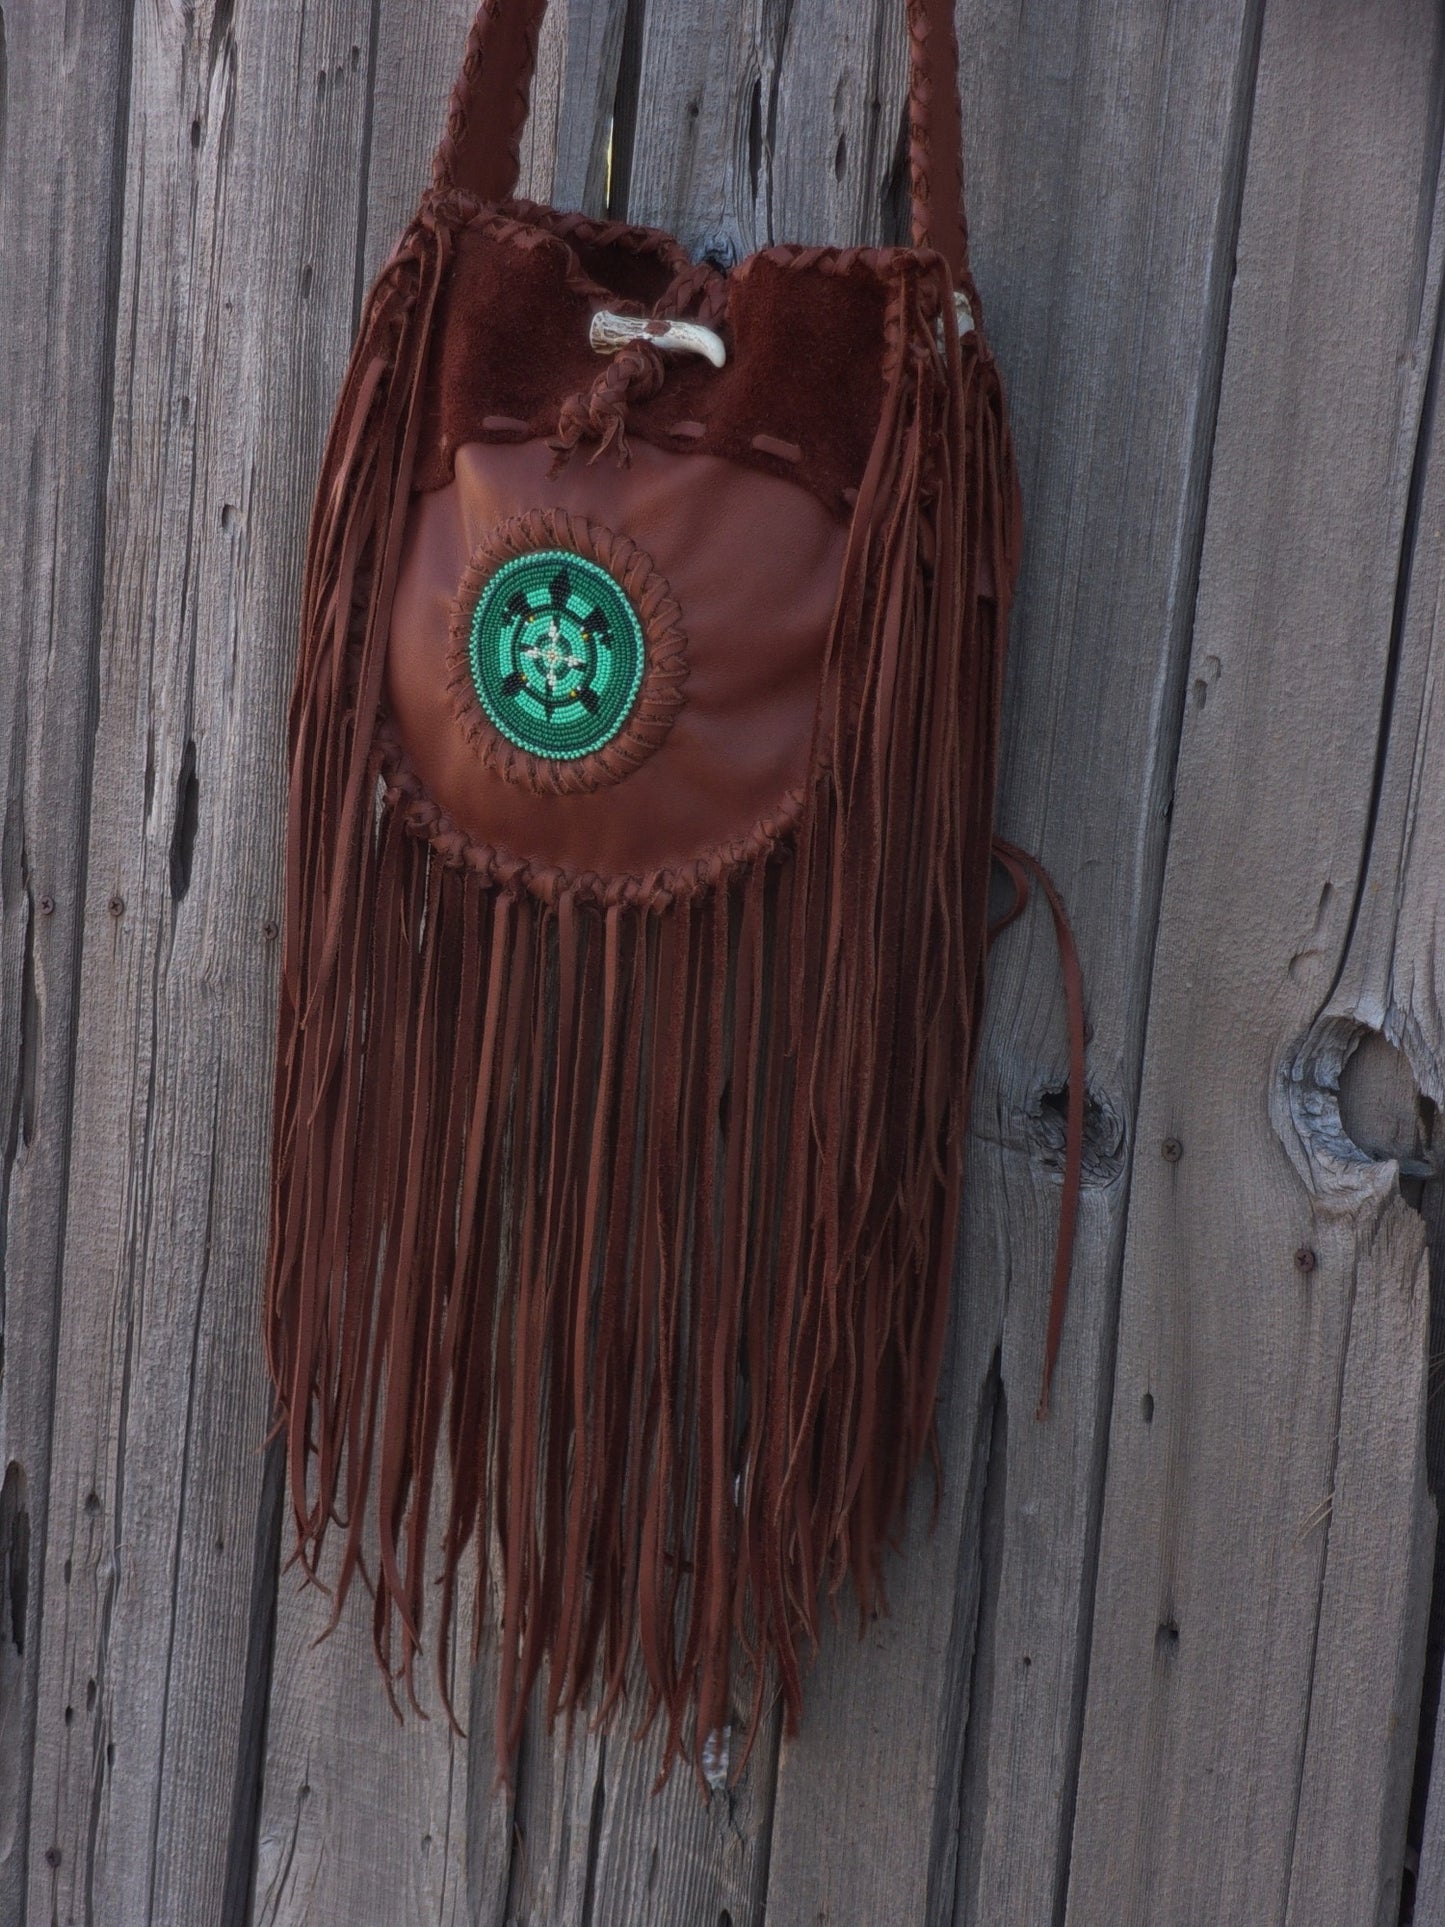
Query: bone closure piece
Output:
[[589, 310, 728, 370]]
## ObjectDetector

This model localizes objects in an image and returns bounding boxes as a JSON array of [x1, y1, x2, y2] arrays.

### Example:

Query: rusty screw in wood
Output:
[[1161, 1137, 1183, 1163], [1295, 1246, 1317, 1273], [38, 895, 55, 917], [107, 893, 125, 918], [262, 917, 279, 941]]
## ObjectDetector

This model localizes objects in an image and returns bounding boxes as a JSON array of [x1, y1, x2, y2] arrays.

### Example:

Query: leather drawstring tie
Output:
[[989, 838, 1087, 1420], [550, 270, 727, 471], [549, 337, 666, 469]]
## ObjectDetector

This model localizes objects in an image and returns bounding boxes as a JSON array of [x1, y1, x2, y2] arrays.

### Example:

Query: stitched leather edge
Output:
[[376, 722, 807, 911], [422, 190, 955, 324]]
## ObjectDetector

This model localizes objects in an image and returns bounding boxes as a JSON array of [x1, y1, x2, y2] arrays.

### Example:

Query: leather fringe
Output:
[[265, 212, 1021, 1789]]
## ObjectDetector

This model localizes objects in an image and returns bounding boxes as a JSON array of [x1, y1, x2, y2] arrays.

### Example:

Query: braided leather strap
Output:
[[431, 0, 972, 286], [430, 0, 550, 206], [904, 0, 968, 285]]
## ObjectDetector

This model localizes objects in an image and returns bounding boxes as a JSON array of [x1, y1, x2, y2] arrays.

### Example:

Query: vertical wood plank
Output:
[[524, 0, 634, 217], [22, 3, 378, 1921], [583, 1733, 775, 1927], [252, 11, 631, 1922], [759, 3, 1263, 1921], [1388, 366, 1445, 1914], [1416, 1690, 1445, 1921], [249, 8, 489, 1922], [252, 1594, 483, 1927], [503, 1713, 604, 1923], [0, 6, 135, 1923], [950, 6, 1266, 1918], [364, 0, 478, 277], [1280, 1210, 1434, 1927], [764, 0, 911, 252], [1290, 155, 1445, 1924], [1069, 3, 1445, 1919]]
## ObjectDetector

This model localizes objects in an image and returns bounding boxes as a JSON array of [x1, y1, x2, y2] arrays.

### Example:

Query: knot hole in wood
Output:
[[1286, 1015, 1438, 1210], [1024, 1076, 1127, 1187]]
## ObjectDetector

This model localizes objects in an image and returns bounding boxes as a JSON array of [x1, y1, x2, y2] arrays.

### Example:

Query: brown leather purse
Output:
[[265, 0, 1079, 1785]]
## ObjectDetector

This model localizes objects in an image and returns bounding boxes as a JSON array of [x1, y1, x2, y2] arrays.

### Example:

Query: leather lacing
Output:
[[990, 839, 1087, 1420], [549, 336, 667, 468]]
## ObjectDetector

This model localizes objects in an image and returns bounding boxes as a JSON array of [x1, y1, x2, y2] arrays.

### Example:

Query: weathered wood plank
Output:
[[759, 4, 1262, 1922], [251, 10, 633, 1922], [365, 0, 625, 279], [363, 0, 480, 281], [0, 7, 135, 1924], [1416, 1693, 1445, 1921], [1069, 3, 1445, 1919], [1281, 1205, 1433, 1927], [765, 0, 911, 253], [584, 1732, 774, 1927], [1410, 1158, 1445, 1921], [523, 0, 633, 218], [22, 3, 378, 1921], [248, 8, 489, 1923], [252, 1583, 482, 1927], [1310, 161, 1445, 1925], [626, 0, 778, 266], [502, 1711, 603, 1923]]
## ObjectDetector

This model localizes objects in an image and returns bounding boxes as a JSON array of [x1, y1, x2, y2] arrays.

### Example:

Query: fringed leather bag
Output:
[[265, 0, 1082, 1785]]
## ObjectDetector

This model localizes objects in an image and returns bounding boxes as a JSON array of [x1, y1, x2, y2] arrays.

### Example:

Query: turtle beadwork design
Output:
[[467, 546, 645, 761]]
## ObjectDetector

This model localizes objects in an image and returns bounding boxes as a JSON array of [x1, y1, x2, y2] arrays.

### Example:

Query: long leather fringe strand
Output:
[[265, 207, 1021, 1789]]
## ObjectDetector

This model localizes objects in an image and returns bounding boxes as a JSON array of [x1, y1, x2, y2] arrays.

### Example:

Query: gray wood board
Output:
[[0, 5, 135, 1923], [249, 6, 497, 1925], [764, 3, 1262, 1922], [21, 2, 377, 1922], [1069, 1, 1445, 1920], [1323, 106, 1445, 1926]]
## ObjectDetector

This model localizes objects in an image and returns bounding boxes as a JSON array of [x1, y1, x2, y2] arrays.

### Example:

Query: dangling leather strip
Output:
[[431, 0, 975, 290], [990, 838, 1087, 1419]]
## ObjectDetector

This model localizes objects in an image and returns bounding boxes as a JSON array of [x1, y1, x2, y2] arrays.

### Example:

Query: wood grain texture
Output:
[[1315, 142, 1445, 1927], [1069, 3, 1445, 1920], [253, 1570, 483, 1927], [763, 5, 1264, 1921], [628, 0, 782, 264], [1386, 241, 1445, 1922], [0, 7, 135, 1924], [250, 10, 496, 1924], [365, 0, 625, 280], [1279, 182, 1445, 1927], [1418, 1690, 1445, 1923], [21, 3, 376, 1921], [251, 10, 633, 1922], [363, 0, 479, 285]]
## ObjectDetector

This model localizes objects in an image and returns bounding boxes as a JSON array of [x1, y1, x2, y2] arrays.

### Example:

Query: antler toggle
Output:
[[589, 310, 727, 369]]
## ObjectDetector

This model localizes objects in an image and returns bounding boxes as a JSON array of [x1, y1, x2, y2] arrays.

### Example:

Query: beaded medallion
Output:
[[467, 547, 645, 762]]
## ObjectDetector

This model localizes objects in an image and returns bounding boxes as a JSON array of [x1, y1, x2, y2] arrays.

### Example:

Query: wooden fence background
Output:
[[5, 0, 1445, 1921]]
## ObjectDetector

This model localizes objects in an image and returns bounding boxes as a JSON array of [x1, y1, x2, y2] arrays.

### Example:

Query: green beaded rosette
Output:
[[467, 548, 645, 762]]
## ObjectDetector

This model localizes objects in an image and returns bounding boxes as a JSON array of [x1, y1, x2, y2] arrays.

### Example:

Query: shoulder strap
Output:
[[430, 0, 972, 286]]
